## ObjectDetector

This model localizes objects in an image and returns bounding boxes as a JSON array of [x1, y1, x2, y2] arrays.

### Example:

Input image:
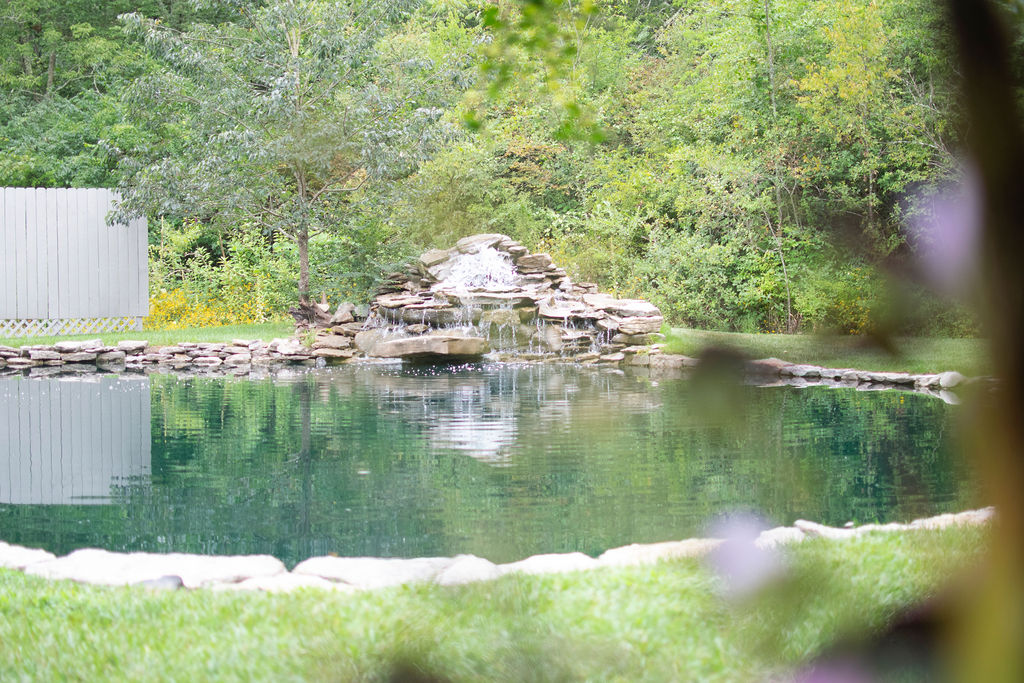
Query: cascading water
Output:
[[443, 248, 521, 292]]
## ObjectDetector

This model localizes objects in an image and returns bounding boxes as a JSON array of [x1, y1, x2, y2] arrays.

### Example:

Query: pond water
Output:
[[0, 364, 980, 566]]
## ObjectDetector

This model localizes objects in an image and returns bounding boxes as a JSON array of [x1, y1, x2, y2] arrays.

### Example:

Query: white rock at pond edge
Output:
[[24, 548, 285, 588], [939, 371, 966, 389], [211, 573, 355, 593], [499, 552, 599, 576], [434, 555, 503, 586], [598, 539, 723, 567], [0, 541, 56, 569], [754, 527, 807, 550], [292, 556, 455, 588]]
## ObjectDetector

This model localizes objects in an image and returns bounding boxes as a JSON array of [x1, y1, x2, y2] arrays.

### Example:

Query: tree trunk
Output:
[[764, 0, 794, 332], [45, 51, 55, 96], [295, 163, 311, 305], [297, 224, 310, 305]]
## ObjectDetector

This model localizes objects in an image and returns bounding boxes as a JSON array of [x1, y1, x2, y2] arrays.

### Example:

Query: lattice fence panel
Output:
[[0, 317, 142, 339]]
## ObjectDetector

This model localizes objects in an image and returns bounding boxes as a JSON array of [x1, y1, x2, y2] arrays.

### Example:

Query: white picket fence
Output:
[[0, 187, 148, 338]]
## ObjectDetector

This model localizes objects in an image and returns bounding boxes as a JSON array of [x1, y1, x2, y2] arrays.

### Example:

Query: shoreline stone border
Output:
[[0, 507, 994, 593], [0, 337, 986, 404]]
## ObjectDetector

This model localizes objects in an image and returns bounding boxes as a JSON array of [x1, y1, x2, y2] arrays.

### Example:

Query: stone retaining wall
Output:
[[0, 338, 983, 406], [0, 507, 994, 593]]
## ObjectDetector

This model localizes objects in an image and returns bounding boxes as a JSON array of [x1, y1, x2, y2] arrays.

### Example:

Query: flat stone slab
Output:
[[61, 351, 98, 363], [794, 507, 995, 540], [96, 350, 127, 364], [420, 247, 453, 268], [273, 338, 308, 356], [434, 555, 503, 586], [582, 294, 661, 318], [436, 291, 537, 307], [292, 556, 456, 588], [312, 334, 353, 350], [371, 335, 488, 360], [0, 541, 56, 570], [25, 549, 286, 588], [212, 573, 355, 593], [939, 371, 966, 389], [312, 348, 354, 359], [54, 341, 89, 353], [793, 520, 858, 540], [908, 507, 995, 529], [377, 293, 430, 309], [745, 357, 792, 375], [117, 340, 149, 354], [499, 552, 599, 576], [456, 233, 508, 254], [515, 253, 554, 270], [754, 526, 808, 550], [649, 354, 698, 370], [537, 299, 589, 319], [598, 539, 723, 567], [617, 316, 664, 335], [782, 364, 822, 378]]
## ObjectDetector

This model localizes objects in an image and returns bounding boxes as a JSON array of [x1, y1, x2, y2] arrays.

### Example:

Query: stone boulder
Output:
[[498, 552, 600, 576], [434, 555, 503, 586], [0, 541, 56, 570], [293, 556, 456, 588], [597, 539, 723, 567], [371, 335, 488, 361], [25, 548, 286, 588], [117, 340, 149, 354]]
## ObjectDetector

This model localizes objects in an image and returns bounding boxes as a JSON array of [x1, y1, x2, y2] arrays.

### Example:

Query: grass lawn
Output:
[[664, 328, 990, 376], [0, 322, 294, 349], [0, 527, 988, 681]]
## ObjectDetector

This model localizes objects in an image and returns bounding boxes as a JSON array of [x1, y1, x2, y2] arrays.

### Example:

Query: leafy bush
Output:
[[145, 223, 294, 330], [793, 263, 883, 335]]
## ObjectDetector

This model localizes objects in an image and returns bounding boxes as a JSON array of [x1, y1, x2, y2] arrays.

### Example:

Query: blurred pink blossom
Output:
[[909, 168, 982, 296], [706, 513, 784, 599], [795, 659, 875, 683]]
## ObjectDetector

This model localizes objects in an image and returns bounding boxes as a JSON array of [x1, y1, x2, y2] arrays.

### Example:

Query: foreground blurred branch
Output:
[[947, 1, 1024, 680]]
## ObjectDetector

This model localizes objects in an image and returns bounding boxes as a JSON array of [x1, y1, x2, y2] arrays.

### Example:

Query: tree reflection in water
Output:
[[0, 364, 977, 567]]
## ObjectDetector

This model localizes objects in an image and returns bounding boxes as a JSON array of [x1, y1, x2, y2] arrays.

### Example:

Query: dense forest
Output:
[[3, 0, 1019, 334]]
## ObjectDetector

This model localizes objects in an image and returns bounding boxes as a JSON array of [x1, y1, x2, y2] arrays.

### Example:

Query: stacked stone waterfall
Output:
[[355, 233, 665, 362]]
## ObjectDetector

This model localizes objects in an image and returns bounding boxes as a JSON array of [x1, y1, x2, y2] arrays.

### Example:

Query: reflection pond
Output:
[[0, 364, 979, 566]]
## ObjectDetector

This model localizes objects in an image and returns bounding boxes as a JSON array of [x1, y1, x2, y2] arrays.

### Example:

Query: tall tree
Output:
[[115, 0, 447, 302]]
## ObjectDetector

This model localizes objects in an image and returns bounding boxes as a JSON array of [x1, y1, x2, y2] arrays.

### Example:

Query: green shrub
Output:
[[147, 222, 294, 329]]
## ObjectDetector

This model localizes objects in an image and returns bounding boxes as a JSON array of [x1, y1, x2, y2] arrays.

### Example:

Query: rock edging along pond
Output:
[[0, 508, 994, 593], [0, 336, 980, 402]]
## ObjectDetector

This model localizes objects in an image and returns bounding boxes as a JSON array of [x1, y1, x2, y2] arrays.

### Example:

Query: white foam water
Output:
[[443, 247, 520, 291]]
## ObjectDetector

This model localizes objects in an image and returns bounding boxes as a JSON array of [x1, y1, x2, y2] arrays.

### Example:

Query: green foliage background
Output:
[[2, 0, 1008, 334]]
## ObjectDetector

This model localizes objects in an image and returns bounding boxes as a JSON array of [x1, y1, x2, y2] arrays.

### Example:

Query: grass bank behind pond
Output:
[[1, 322, 294, 349], [665, 328, 989, 376], [0, 527, 988, 681]]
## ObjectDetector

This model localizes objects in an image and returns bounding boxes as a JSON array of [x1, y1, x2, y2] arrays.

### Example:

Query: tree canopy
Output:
[[114, 0, 452, 302], [2, 0, 1014, 333]]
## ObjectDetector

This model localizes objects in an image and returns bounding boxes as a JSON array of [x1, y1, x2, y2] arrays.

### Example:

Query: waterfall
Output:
[[444, 248, 520, 291], [363, 234, 664, 363]]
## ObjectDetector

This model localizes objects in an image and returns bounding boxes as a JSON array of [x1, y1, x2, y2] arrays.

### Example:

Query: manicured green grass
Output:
[[1, 322, 294, 349], [0, 527, 988, 681], [664, 327, 990, 376]]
